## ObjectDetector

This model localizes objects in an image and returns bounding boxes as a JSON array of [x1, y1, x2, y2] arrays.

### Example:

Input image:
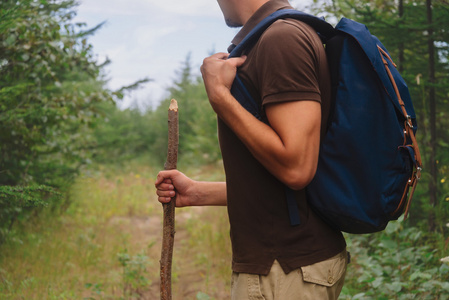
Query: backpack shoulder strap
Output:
[[229, 9, 335, 58], [228, 9, 335, 120], [228, 9, 334, 226]]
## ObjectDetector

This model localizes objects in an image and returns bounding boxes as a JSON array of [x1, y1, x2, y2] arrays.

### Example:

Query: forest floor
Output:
[[2, 163, 448, 299], [0, 164, 231, 299]]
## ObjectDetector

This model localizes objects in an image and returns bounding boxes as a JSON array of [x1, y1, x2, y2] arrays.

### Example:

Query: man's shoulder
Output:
[[258, 18, 321, 49]]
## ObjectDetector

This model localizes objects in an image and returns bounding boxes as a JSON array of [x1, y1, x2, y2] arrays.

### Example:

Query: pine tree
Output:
[[0, 0, 116, 241]]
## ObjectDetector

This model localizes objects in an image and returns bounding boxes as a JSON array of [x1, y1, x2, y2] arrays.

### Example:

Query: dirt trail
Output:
[[109, 206, 230, 299]]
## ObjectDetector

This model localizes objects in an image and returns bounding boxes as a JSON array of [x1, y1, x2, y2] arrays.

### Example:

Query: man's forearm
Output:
[[191, 181, 227, 206]]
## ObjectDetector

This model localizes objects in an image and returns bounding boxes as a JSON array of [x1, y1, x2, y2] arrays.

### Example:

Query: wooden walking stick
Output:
[[160, 99, 179, 300]]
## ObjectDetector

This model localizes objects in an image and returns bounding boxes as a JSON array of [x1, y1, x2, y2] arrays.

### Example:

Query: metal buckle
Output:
[[406, 115, 413, 129], [416, 167, 422, 180]]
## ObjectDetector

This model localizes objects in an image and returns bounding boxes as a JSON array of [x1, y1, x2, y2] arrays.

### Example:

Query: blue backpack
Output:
[[228, 9, 422, 234]]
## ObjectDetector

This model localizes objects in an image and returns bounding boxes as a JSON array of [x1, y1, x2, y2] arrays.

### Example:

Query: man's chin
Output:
[[225, 18, 243, 28]]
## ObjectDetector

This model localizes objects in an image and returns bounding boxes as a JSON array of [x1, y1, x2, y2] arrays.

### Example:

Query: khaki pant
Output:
[[231, 250, 347, 300]]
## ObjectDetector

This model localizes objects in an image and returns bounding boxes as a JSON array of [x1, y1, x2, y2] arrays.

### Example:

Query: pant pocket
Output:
[[300, 250, 347, 287], [231, 272, 266, 300], [247, 274, 266, 300]]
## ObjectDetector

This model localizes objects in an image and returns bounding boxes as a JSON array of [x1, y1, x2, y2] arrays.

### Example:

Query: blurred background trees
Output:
[[0, 0, 448, 298], [0, 0, 217, 242], [90, 56, 220, 168], [1, 0, 448, 242], [0, 0, 141, 241]]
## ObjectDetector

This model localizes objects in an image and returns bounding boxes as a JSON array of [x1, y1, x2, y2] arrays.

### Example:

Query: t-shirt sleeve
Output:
[[254, 19, 323, 107]]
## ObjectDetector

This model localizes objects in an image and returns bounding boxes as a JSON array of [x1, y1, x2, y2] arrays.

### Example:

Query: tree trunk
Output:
[[398, 0, 404, 72], [160, 99, 179, 300], [426, 0, 437, 232]]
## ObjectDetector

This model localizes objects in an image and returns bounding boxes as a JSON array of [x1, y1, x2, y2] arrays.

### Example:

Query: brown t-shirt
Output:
[[218, 0, 346, 275]]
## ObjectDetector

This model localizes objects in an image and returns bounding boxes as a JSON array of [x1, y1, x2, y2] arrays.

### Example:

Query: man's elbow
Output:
[[282, 168, 316, 191]]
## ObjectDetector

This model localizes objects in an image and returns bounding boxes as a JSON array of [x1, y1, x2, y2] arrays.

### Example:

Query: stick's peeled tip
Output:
[[169, 99, 178, 112]]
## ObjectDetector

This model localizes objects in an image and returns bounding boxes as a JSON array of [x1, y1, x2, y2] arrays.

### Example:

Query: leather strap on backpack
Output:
[[378, 46, 423, 219]]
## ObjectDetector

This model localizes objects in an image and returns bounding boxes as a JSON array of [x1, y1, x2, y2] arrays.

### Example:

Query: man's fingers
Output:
[[158, 196, 173, 203], [156, 185, 176, 204], [156, 182, 174, 192], [210, 52, 229, 60], [154, 169, 185, 205], [155, 173, 165, 185], [157, 189, 175, 198], [155, 170, 176, 186], [228, 55, 247, 68], [202, 53, 246, 69]]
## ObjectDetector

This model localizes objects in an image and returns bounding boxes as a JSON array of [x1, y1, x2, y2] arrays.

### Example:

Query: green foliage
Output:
[[184, 205, 231, 291], [168, 56, 222, 167], [196, 291, 212, 300], [0, 0, 113, 188], [91, 55, 221, 169], [117, 248, 153, 298], [0, 167, 161, 298], [0, 1, 219, 246], [0, 185, 61, 242], [0, 0, 140, 242], [84, 282, 103, 298], [1, 0, 447, 298], [91, 102, 155, 164], [341, 219, 449, 299], [1, 163, 448, 298]]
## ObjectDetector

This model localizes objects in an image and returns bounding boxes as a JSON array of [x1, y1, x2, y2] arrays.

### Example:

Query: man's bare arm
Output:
[[155, 170, 227, 206], [201, 53, 321, 190]]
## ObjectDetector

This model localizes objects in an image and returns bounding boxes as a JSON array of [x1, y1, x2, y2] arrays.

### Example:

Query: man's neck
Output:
[[239, 0, 271, 25]]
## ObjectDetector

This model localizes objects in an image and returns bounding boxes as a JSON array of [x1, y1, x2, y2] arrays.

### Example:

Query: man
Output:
[[155, 0, 347, 299]]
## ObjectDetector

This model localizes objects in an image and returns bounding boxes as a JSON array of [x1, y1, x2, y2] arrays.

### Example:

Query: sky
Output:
[[73, 0, 309, 110]]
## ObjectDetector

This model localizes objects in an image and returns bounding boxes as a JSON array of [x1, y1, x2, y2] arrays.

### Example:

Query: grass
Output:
[[0, 162, 231, 299], [1, 161, 448, 299]]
